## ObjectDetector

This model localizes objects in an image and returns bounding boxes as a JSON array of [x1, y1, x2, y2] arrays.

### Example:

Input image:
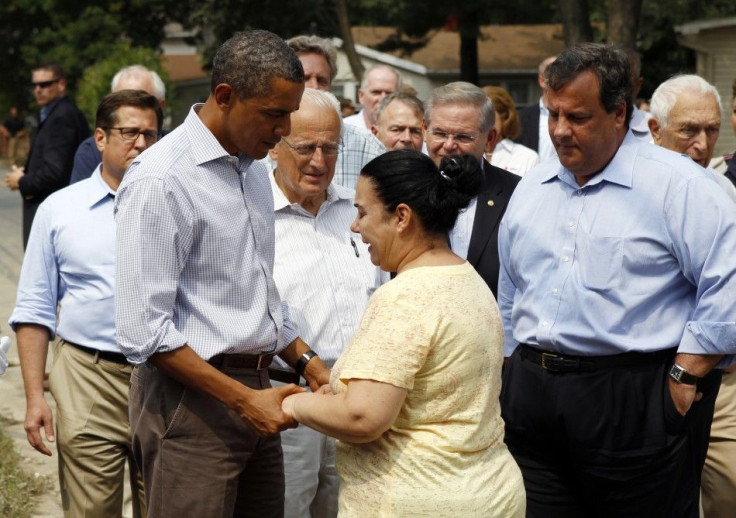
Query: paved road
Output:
[[0, 159, 64, 517]]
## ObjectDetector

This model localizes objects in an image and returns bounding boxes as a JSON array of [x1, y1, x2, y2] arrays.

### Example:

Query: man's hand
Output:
[[303, 357, 330, 392], [24, 395, 55, 456], [667, 377, 701, 416], [233, 383, 305, 436], [5, 165, 24, 190]]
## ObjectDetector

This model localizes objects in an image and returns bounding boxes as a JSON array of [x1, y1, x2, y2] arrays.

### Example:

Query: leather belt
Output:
[[268, 368, 301, 385], [208, 353, 274, 371], [65, 341, 129, 364], [519, 344, 675, 373]]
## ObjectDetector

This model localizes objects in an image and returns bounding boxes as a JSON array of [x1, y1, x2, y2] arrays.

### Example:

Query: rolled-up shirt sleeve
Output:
[[667, 176, 736, 367], [9, 202, 59, 335], [115, 175, 192, 364]]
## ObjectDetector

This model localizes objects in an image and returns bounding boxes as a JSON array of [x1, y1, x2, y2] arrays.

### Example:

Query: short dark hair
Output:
[[360, 150, 483, 236], [211, 30, 304, 99], [545, 43, 633, 126], [376, 92, 424, 125], [95, 90, 163, 132], [33, 62, 66, 80]]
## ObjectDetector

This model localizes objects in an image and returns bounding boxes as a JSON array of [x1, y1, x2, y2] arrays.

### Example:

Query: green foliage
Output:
[[0, 427, 52, 518], [75, 43, 170, 127], [0, 0, 175, 112]]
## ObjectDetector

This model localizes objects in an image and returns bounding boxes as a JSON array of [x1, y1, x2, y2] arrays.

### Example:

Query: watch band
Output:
[[295, 350, 318, 377], [669, 363, 701, 385]]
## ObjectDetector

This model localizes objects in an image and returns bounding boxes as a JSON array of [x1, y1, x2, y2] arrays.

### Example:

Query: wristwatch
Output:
[[295, 350, 318, 377], [669, 363, 701, 385]]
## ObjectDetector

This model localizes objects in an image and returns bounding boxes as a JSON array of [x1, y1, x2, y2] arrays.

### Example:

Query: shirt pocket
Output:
[[576, 233, 623, 291]]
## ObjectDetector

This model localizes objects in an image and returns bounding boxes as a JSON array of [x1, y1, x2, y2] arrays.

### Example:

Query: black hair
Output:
[[95, 90, 163, 132], [545, 43, 633, 126], [211, 30, 304, 99], [360, 150, 483, 236]]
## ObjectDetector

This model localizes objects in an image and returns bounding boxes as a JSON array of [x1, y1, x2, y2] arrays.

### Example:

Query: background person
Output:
[[482, 85, 539, 176], [9, 90, 162, 518], [4, 62, 89, 247], [267, 88, 386, 518], [282, 151, 526, 517], [371, 91, 424, 151], [343, 64, 401, 135]]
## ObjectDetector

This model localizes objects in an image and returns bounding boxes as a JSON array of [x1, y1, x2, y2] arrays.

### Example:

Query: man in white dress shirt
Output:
[[267, 88, 386, 517]]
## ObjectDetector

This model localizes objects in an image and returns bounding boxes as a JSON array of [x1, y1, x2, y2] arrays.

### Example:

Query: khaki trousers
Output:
[[49, 341, 145, 518], [702, 371, 736, 518]]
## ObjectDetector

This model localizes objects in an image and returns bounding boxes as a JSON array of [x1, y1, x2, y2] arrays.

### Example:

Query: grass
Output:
[[0, 425, 51, 518]]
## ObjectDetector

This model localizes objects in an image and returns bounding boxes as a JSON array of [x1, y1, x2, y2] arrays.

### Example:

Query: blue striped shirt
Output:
[[115, 104, 298, 364]]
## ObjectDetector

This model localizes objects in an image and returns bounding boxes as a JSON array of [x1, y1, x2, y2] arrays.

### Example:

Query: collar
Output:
[[40, 96, 64, 122], [86, 165, 117, 208], [184, 104, 253, 170], [629, 106, 652, 136], [541, 131, 637, 189], [269, 169, 353, 214]]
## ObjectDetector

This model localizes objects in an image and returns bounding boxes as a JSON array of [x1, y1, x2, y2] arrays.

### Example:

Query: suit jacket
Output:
[[466, 159, 520, 298], [19, 96, 90, 246], [515, 103, 540, 152]]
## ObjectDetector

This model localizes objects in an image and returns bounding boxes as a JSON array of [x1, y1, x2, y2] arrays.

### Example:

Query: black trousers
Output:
[[500, 346, 721, 518]]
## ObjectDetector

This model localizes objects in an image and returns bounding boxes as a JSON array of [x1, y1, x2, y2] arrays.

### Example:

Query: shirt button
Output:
[[562, 256, 570, 262], [552, 288, 558, 294], [568, 221, 575, 228], [542, 321, 549, 327]]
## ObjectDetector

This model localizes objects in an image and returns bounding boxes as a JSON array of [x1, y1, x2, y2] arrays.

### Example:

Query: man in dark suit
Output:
[[515, 55, 556, 161], [4, 62, 89, 247], [424, 81, 520, 297]]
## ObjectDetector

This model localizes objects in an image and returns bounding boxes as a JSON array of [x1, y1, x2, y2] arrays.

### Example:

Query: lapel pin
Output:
[[487, 200, 495, 207]]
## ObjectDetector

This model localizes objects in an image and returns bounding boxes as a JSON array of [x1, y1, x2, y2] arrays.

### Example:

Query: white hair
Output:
[[360, 64, 402, 91], [111, 65, 166, 101], [650, 74, 721, 127], [301, 88, 344, 136]]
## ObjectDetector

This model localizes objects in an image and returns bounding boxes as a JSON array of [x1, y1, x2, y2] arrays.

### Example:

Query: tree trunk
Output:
[[458, 14, 479, 85], [335, 0, 364, 83], [606, 0, 643, 51], [559, 0, 594, 45]]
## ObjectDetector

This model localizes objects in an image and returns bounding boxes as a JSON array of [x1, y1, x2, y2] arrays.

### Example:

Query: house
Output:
[[676, 17, 736, 156], [158, 23, 568, 126]]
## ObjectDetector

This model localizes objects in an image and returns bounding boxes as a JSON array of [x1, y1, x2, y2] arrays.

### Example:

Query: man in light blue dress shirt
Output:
[[498, 43, 736, 518], [9, 90, 162, 518]]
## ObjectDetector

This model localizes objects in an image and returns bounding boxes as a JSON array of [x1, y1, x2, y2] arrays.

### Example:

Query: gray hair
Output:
[[286, 35, 338, 82], [375, 92, 424, 125], [211, 30, 304, 99], [546, 43, 633, 126], [425, 81, 495, 134], [650, 74, 722, 127], [360, 64, 402, 91], [300, 88, 344, 136], [111, 65, 166, 100]]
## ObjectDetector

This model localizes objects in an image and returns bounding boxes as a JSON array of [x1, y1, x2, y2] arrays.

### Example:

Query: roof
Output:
[[676, 17, 736, 36], [351, 24, 566, 73], [161, 54, 207, 82]]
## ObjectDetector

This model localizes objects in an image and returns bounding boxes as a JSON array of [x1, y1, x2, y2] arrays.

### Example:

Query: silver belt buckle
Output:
[[541, 352, 560, 372]]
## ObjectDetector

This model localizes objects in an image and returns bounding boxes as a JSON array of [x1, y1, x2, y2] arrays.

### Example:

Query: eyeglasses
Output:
[[428, 129, 477, 145], [31, 79, 60, 89], [281, 138, 341, 157], [103, 127, 159, 145]]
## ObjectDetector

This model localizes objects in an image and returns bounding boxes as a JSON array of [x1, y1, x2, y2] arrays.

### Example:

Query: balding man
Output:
[[371, 92, 424, 151], [267, 87, 385, 518], [424, 81, 519, 298], [70, 65, 166, 184], [286, 35, 385, 190], [649, 74, 736, 518], [344, 64, 401, 135]]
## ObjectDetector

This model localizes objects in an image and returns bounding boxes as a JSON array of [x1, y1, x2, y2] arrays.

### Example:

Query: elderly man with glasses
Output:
[[424, 81, 520, 298], [9, 90, 162, 518], [265, 88, 387, 518], [4, 62, 89, 247]]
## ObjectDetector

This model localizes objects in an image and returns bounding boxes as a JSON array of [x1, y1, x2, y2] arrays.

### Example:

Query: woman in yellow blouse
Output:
[[282, 150, 525, 517]]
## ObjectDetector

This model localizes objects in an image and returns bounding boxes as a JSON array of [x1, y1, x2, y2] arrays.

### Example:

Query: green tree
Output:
[[0, 0, 176, 112]]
